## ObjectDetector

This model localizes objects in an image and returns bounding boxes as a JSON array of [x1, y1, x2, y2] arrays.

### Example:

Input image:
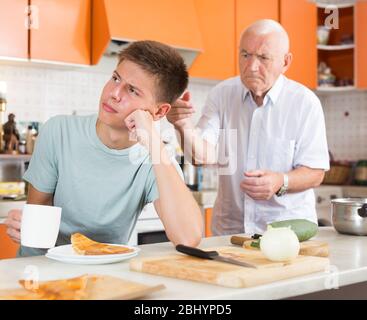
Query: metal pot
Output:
[[181, 162, 203, 191], [331, 198, 367, 235]]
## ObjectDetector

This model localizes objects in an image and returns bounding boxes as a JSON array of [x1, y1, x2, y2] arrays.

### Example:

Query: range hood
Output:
[[92, 0, 203, 67]]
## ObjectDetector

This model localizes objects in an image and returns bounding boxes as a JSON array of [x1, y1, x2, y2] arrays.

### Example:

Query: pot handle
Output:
[[358, 204, 367, 218]]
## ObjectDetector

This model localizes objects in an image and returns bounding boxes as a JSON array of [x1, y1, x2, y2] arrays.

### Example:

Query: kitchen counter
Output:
[[1, 227, 367, 300]]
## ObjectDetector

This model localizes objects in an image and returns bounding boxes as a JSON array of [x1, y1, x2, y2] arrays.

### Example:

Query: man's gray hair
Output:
[[241, 19, 290, 53]]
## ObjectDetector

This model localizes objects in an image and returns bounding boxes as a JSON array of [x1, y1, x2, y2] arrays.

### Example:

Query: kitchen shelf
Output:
[[317, 4, 355, 90], [316, 85, 355, 92], [317, 44, 355, 50], [316, 2, 355, 9], [0, 154, 31, 161]]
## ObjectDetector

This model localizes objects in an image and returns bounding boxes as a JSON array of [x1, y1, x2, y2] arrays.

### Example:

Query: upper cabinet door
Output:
[[92, 0, 203, 66], [102, 0, 202, 50], [189, 0, 236, 80], [356, 1, 367, 89], [0, 0, 28, 59], [235, 0, 279, 75], [281, 0, 317, 89], [30, 0, 91, 65]]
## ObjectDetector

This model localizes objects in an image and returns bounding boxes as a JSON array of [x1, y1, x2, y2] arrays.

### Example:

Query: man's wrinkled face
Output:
[[98, 59, 158, 130], [239, 32, 288, 96]]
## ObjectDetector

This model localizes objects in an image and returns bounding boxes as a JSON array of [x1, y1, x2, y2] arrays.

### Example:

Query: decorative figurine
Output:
[[3, 113, 20, 154]]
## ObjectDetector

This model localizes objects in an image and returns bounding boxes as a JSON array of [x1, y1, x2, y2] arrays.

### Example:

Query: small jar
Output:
[[18, 140, 26, 154], [354, 160, 367, 185]]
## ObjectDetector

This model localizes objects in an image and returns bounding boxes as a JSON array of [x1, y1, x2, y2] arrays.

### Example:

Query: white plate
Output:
[[45, 252, 138, 265], [45, 244, 140, 264]]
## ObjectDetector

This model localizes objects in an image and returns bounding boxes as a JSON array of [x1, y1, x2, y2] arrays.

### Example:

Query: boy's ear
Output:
[[153, 103, 171, 121]]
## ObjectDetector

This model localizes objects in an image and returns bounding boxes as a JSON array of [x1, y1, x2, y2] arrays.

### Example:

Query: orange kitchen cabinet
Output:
[[189, 0, 236, 80], [0, 224, 19, 259], [92, 0, 202, 65], [281, 0, 317, 89], [204, 207, 213, 237], [30, 0, 91, 65], [235, 0, 279, 75], [356, 1, 367, 89], [0, 0, 28, 59]]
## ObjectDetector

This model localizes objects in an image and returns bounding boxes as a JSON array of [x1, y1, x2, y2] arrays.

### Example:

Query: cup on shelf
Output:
[[20, 204, 62, 248], [317, 26, 331, 45]]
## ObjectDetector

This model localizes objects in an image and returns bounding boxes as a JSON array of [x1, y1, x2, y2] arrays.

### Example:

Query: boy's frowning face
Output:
[[98, 60, 159, 130]]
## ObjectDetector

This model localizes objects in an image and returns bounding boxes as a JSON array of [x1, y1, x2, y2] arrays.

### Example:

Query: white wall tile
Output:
[[0, 58, 217, 145], [3, 58, 365, 162], [318, 90, 367, 161]]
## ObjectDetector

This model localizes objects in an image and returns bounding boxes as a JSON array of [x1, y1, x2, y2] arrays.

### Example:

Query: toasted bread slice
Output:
[[71, 233, 134, 255], [18, 274, 95, 300], [0, 291, 42, 300]]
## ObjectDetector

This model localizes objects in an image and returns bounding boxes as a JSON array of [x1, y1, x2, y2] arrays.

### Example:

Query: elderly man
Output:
[[167, 19, 329, 236]]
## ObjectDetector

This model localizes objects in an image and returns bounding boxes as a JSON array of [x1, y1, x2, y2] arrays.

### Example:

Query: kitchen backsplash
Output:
[[0, 57, 366, 162], [0, 57, 216, 142], [318, 90, 367, 161]]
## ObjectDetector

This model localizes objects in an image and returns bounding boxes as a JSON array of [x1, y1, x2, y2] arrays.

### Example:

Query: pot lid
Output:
[[331, 198, 367, 206]]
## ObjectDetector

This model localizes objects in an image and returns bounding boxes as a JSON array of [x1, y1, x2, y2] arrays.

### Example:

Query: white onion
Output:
[[260, 226, 300, 262]]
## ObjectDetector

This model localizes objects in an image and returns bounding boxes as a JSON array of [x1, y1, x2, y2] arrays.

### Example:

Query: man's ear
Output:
[[153, 103, 171, 121], [282, 52, 293, 73]]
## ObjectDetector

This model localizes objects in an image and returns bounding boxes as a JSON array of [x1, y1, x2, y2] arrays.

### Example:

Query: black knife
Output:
[[176, 244, 257, 268]]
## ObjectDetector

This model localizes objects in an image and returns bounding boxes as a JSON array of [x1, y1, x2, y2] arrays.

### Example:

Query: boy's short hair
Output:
[[118, 40, 188, 104]]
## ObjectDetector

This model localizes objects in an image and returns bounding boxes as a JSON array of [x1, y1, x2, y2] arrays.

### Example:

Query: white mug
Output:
[[317, 26, 330, 45], [20, 204, 62, 249]]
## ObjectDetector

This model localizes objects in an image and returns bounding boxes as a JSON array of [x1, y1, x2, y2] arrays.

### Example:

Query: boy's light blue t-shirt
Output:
[[20, 114, 167, 256]]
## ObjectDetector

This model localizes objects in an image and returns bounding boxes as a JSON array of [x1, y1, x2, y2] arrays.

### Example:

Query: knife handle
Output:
[[230, 236, 252, 246], [176, 244, 218, 260]]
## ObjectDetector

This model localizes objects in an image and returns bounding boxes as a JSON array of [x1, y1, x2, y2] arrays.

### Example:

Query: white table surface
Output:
[[1, 227, 367, 300]]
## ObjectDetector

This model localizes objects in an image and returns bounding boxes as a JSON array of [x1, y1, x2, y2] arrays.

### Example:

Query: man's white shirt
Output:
[[197, 74, 330, 235]]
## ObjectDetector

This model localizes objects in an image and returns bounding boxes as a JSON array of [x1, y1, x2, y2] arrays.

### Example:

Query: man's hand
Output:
[[240, 170, 284, 200], [166, 91, 195, 129], [5, 209, 22, 243]]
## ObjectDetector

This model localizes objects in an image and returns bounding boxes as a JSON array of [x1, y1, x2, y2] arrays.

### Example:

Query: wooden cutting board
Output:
[[86, 275, 165, 300], [130, 246, 329, 288], [230, 236, 329, 257], [0, 275, 165, 300]]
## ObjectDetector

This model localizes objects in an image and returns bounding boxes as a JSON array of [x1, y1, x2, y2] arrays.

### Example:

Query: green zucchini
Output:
[[268, 219, 318, 242]]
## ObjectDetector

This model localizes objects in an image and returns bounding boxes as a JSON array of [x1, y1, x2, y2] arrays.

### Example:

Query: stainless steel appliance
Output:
[[128, 203, 167, 246]]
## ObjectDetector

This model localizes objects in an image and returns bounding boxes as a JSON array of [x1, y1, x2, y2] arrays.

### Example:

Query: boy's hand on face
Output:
[[124, 109, 158, 149]]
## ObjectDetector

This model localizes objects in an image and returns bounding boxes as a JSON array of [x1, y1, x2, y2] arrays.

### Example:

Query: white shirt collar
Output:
[[242, 74, 285, 106]]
